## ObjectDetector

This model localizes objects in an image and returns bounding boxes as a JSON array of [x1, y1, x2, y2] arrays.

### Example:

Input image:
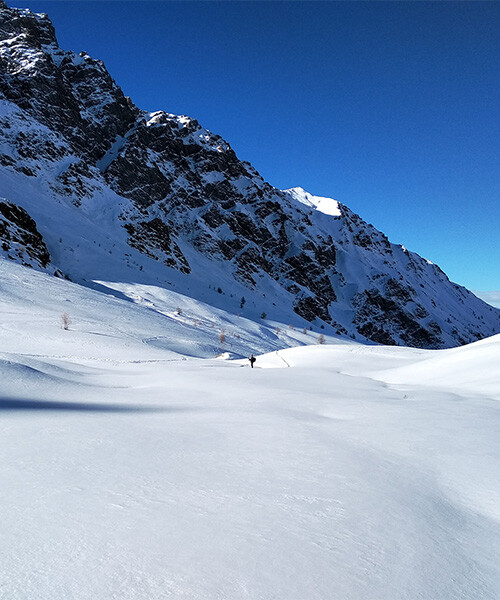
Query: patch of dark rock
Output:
[[353, 289, 443, 348], [0, 153, 15, 166], [0, 201, 51, 267], [357, 322, 396, 346], [385, 278, 415, 304], [123, 218, 190, 273], [294, 296, 332, 324]]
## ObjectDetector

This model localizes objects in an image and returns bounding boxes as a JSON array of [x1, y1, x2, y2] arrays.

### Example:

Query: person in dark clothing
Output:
[[249, 354, 256, 368]]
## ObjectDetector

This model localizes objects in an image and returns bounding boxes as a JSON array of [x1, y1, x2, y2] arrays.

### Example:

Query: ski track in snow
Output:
[[275, 350, 291, 368]]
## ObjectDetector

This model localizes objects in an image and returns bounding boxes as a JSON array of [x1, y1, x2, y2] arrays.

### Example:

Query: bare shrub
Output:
[[318, 334, 325, 345], [275, 326, 280, 334], [219, 330, 226, 346], [175, 307, 182, 315], [288, 324, 295, 331], [302, 328, 307, 335], [61, 313, 71, 331]]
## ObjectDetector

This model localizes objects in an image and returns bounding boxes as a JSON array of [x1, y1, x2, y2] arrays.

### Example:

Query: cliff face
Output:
[[0, 2, 499, 348]]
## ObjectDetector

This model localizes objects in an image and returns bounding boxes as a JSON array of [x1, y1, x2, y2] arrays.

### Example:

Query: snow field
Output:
[[0, 258, 499, 599]]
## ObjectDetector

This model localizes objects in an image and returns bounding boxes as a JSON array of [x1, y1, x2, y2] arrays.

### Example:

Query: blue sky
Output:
[[16, 1, 500, 291]]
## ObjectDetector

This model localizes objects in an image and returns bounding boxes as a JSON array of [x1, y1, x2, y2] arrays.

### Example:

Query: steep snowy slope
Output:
[[0, 257, 334, 361], [0, 0, 499, 348]]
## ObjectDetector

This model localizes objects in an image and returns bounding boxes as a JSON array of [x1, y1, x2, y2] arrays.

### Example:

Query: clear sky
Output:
[[13, 0, 500, 292]]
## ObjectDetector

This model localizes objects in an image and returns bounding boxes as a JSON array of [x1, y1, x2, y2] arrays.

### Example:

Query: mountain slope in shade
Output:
[[0, 0, 499, 348]]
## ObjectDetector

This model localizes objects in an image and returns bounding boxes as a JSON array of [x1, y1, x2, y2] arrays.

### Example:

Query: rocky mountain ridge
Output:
[[0, 1, 499, 348]]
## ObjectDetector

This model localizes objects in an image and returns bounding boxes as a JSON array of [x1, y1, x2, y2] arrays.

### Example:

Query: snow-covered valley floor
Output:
[[1, 260, 499, 599]]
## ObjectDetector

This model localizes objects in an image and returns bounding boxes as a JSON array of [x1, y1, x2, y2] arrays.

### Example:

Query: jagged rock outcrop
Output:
[[0, 1, 499, 348], [0, 199, 61, 274], [0, 2, 138, 162]]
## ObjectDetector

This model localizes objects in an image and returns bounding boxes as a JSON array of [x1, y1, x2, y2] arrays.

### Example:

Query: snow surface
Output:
[[287, 186, 342, 217], [1, 257, 499, 599]]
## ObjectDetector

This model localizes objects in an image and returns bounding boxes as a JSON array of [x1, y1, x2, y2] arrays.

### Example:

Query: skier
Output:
[[249, 354, 256, 368]]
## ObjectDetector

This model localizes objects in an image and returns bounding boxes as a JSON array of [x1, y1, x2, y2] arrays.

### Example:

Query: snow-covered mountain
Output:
[[0, 0, 498, 349]]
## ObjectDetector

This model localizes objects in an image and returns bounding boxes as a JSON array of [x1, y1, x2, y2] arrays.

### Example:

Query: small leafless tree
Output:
[[175, 307, 182, 315], [61, 313, 71, 331], [302, 328, 307, 335], [288, 324, 295, 331], [219, 329, 226, 347], [318, 334, 325, 345], [275, 326, 280, 334]]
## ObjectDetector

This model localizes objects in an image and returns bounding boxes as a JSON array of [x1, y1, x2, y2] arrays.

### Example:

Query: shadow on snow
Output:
[[0, 397, 192, 414]]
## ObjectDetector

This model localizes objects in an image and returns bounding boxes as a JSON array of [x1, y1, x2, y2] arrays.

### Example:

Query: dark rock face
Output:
[[0, 2, 499, 349], [294, 296, 332, 324], [353, 288, 442, 348], [0, 200, 51, 269], [123, 218, 190, 274], [0, 3, 138, 163]]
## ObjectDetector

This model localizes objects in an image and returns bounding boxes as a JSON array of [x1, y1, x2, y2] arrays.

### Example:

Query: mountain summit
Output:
[[0, 2, 498, 348]]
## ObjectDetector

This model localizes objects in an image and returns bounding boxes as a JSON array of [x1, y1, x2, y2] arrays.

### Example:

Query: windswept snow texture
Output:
[[1, 257, 499, 600]]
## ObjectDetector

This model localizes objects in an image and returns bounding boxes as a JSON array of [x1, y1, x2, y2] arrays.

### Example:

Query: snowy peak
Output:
[[287, 186, 342, 217], [0, 1, 499, 349]]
